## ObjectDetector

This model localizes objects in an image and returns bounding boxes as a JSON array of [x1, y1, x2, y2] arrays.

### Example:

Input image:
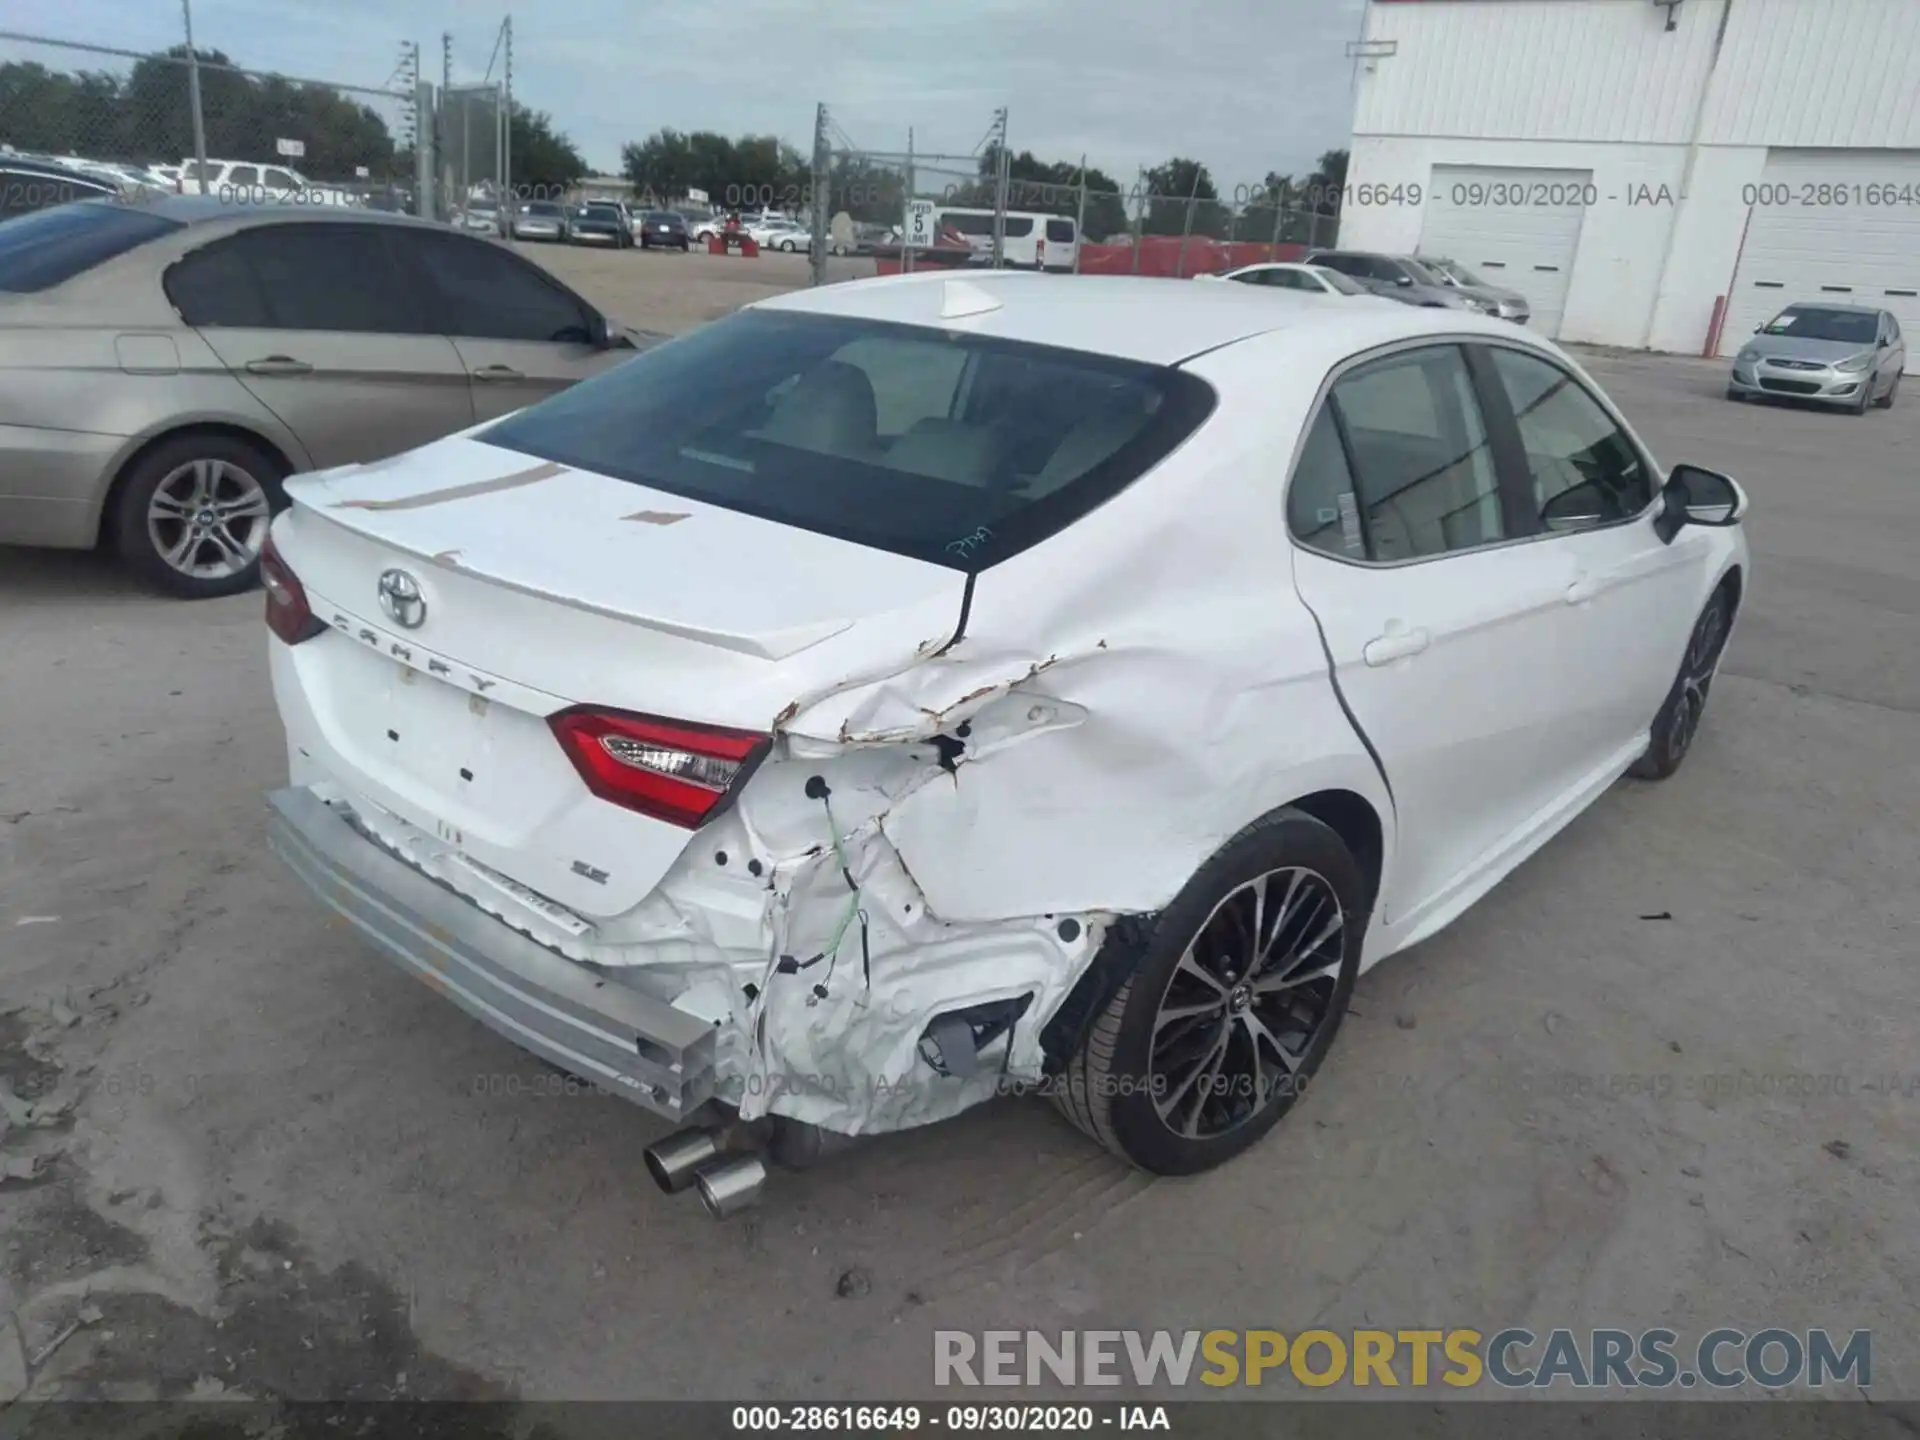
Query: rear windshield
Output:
[[1045, 218, 1076, 243], [0, 200, 183, 292], [479, 310, 1216, 571], [1764, 307, 1878, 343], [525, 202, 561, 215]]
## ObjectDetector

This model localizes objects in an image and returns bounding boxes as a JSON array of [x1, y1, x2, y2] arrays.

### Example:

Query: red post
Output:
[[1703, 295, 1727, 358]]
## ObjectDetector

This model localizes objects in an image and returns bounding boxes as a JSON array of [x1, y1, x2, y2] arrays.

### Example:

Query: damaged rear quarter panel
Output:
[[778, 348, 1393, 927]]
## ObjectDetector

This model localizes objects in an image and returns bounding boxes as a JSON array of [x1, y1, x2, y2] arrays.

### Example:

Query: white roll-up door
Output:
[[1723, 150, 1920, 375], [1419, 165, 1592, 338]]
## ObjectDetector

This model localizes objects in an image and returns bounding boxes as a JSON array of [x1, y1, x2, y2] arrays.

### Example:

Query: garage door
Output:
[[1722, 150, 1920, 375], [1419, 165, 1591, 339]]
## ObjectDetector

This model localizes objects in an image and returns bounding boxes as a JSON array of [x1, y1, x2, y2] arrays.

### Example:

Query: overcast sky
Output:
[[10, 0, 1368, 192]]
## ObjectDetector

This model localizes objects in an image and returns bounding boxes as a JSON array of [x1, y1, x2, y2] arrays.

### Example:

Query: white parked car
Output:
[[260, 274, 1749, 1212], [177, 158, 358, 208], [748, 219, 811, 252], [1198, 261, 1379, 298]]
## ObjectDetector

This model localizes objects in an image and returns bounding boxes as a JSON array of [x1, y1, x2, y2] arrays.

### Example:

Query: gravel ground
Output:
[[1, 257, 1915, 1417]]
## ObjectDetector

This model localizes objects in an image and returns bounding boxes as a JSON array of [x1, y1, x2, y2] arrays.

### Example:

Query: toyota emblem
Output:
[[377, 568, 426, 629]]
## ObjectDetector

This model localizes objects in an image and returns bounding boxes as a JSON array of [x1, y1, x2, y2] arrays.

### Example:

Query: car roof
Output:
[[1778, 301, 1880, 316], [0, 155, 117, 179], [752, 270, 1512, 366], [72, 195, 437, 230]]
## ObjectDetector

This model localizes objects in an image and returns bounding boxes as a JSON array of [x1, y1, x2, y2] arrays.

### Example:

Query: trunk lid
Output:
[[274, 435, 965, 918]]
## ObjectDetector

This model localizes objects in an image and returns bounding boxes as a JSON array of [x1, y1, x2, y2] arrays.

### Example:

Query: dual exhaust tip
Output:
[[643, 1126, 767, 1219]]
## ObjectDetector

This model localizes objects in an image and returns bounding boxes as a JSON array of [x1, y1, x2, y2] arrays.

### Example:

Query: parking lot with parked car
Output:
[[1, 238, 1916, 1405]]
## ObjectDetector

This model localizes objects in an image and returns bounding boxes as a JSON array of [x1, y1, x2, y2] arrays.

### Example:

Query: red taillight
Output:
[[548, 708, 770, 829], [261, 533, 325, 645]]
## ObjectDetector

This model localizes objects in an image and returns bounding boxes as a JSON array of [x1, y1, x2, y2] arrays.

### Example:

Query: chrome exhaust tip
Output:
[[695, 1154, 768, 1219], [643, 1127, 723, 1194]]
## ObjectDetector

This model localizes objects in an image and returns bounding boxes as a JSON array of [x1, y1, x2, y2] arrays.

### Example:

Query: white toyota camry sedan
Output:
[[261, 272, 1749, 1211]]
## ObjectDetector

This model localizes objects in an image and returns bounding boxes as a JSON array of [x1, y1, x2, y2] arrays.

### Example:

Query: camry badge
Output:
[[377, 569, 426, 629]]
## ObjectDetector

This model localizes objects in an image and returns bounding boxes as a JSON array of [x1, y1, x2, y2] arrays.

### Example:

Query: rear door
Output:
[[165, 222, 475, 469], [394, 228, 622, 420], [1287, 343, 1591, 933]]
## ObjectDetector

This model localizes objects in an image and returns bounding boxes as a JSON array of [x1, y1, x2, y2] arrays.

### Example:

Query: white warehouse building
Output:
[[1337, 0, 1920, 371]]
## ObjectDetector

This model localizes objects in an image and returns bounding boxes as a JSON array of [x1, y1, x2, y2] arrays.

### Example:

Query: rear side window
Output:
[[1002, 217, 1034, 237], [1045, 218, 1075, 243], [1328, 345, 1504, 560], [168, 225, 425, 334], [479, 310, 1216, 571], [1288, 408, 1366, 561], [0, 201, 183, 292], [165, 239, 272, 326]]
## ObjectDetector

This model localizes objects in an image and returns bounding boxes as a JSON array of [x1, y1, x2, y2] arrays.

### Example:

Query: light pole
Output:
[[181, 0, 209, 193]]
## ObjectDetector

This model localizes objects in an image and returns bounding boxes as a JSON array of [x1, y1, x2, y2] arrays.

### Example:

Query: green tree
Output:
[[508, 102, 587, 192], [967, 146, 1128, 241], [1142, 157, 1225, 237]]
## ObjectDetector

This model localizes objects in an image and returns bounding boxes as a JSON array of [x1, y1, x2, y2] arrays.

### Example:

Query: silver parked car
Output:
[[1727, 303, 1905, 414], [1303, 250, 1490, 313], [512, 200, 569, 242], [0, 196, 655, 597], [1416, 255, 1532, 324]]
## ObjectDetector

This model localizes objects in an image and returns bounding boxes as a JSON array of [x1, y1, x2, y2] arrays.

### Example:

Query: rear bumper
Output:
[[266, 785, 719, 1122]]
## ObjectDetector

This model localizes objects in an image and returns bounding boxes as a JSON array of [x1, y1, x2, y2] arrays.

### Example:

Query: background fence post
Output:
[[180, 0, 209, 193], [1268, 188, 1285, 262], [998, 107, 1013, 270], [1130, 168, 1145, 274], [903, 127, 915, 275], [499, 15, 513, 214], [1072, 154, 1087, 273], [415, 79, 436, 221], [809, 103, 829, 287], [1175, 167, 1201, 278]]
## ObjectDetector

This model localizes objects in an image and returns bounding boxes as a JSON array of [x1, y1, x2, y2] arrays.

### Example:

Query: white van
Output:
[[934, 208, 1079, 271]]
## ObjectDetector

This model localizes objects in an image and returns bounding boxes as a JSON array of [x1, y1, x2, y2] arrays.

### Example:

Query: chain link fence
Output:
[[2, 27, 422, 213], [819, 113, 1341, 282], [438, 81, 503, 225]]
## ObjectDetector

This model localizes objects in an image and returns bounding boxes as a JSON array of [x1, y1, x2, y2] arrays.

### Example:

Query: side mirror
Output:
[[1395, 274, 1414, 287], [587, 311, 613, 349], [1654, 464, 1746, 543]]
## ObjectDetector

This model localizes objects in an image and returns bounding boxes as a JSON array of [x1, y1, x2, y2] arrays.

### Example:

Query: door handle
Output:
[[245, 355, 312, 375], [1566, 570, 1623, 605], [471, 364, 524, 382], [1362, 626, 1430, 666]]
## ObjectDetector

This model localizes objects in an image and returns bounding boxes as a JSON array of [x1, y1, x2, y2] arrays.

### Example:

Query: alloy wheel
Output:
[[1149, 867, 1345, 1140], [146, 457, 271, 581], [1666, 594, 1728, 764]]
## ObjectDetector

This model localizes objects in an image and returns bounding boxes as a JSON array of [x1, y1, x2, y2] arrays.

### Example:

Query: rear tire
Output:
[[1050, 809, 1364, 1176], [111, 431, 287, 599], [1629, 582, 1734, 781]]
